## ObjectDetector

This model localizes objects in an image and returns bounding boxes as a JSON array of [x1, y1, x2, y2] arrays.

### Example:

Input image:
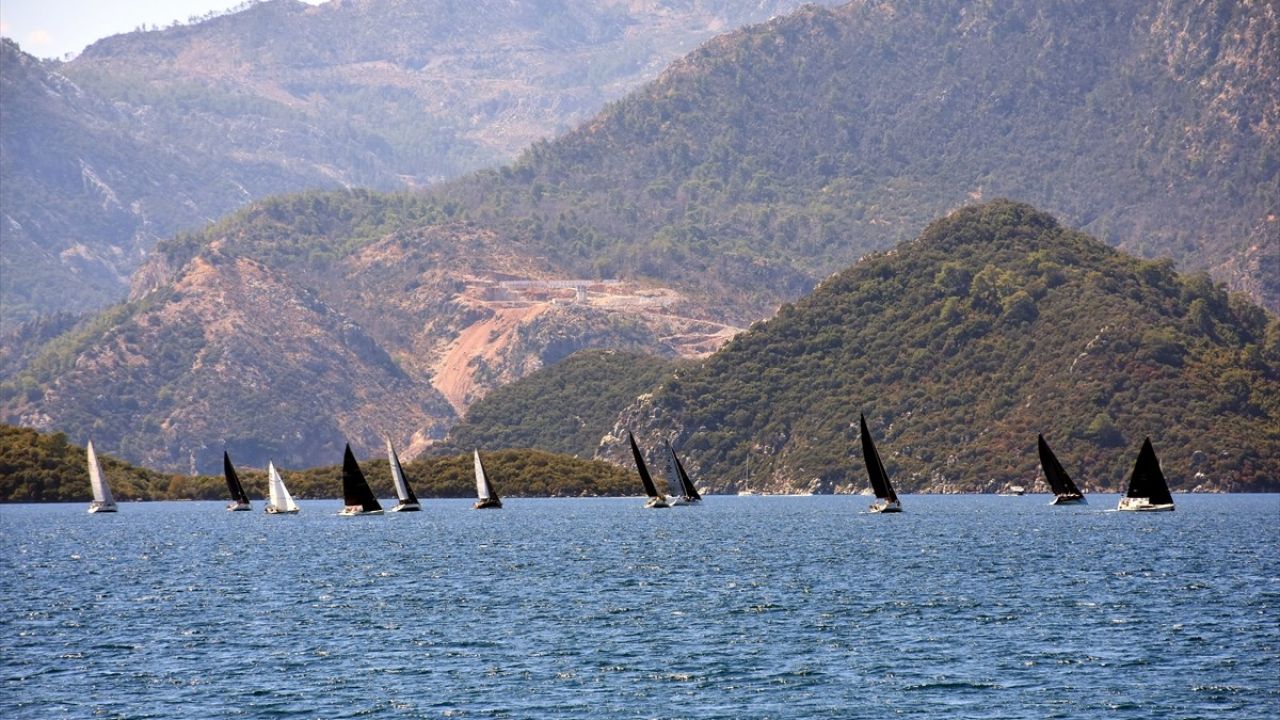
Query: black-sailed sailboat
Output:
[[663, 439, 701, 505], [1037, 434, 1086, 505], [339, 444, 383, 515], [628, 432, 669, 509], [1118, 437, 1174, 512], [223, 451, 252, 511], [472, 450, 502, 509], [385, 439, 421, 512], [859, 414, 902, 513]]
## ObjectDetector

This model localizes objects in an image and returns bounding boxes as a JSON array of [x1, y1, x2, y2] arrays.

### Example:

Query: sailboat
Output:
[[339, 444, 384, 515], [663, 439, 702, 505], [472, 450, 502, 509], [1118, 437, 1175, 512], [628, 432, 669, 508], [86, 441, 118, 513], [859, 414, 902, 513], [223, 451, 252, 511], [264, 461, 300, 514], [386, 439, 421, 512], [1037, 434, 1086, 505]]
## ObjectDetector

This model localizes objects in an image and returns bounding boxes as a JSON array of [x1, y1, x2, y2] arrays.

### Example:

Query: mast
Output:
[[1125, 437, 1173, 505], [628, 432, 661, 498], [1037, 434, 1083, 497], [223, 451, 250, 505], [342, 444, 382, 511], [87, 441, 116, 506], [386, 439, 418, 504], [859, 415, 898, 502]]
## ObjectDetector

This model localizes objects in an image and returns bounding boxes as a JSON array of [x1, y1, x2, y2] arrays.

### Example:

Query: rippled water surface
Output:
[[2, 495, 1277, 719]]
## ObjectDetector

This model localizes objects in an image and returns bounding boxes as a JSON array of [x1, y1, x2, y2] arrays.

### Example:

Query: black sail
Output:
[[342, 444, 382, 511], [860, 415, 898, 502], [629, 432, 661, 498], [670, 442, 701, 500], [1125, 437, 1173, 505], [1037, 434, 1083, 497], [224, 451, 250, 504], [389, 447, 419, 504]]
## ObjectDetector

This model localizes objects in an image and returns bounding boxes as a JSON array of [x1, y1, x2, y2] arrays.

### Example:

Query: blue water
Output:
[[1, 495, 1277, 719]]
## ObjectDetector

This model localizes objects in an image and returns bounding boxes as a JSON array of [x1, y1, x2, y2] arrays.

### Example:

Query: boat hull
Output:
[[644, 496, 670, 509], [389, 502, 421, 512], [339, 506, 384, 516], [226, 502, 252, 511], [868, 499, 902, 513], [1050, 494, 1087, 506], [1118, 497, 1174, 512], [265, 506, 299, 514], [87, 502, 117, 513], [473, 499, 502, 509]]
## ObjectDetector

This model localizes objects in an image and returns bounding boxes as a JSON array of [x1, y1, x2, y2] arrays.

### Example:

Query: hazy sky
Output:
[[1, 1, 324, 59]]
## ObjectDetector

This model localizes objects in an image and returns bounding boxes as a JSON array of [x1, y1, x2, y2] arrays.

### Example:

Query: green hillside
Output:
[[616, 201, 1280, 493], [0, 424, 634, 502], [444, 350, 677, 457]]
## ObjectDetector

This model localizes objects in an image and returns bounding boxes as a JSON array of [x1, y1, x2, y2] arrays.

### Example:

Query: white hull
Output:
[[473, 499, 502, 510], [87, 502, 117, 513], [644, 496, 670, 509], [389, 502, 422, 512], [226, 501, 251, 511], [1050, 494, 1087, 506], [868, 499, 902, 513], [339, 506, 384, 516], [265, 506, 300, 514], [1118, 497, 1174, 512]]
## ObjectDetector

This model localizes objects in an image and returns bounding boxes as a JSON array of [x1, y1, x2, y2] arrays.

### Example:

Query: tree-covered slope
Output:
[[444, 0, 1277, 317], [0, 424, 634, 502], [610, 201, 1280, 494], [444, 350, 677, 457], [1, 0, 835, 328]]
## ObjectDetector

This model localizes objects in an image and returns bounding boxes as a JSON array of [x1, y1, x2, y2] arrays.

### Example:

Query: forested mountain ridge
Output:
[[589, 201, 1277, 494], [0, 0, 836, 329], [0, 191, 734, 473], [442, 0, 1278, 318]]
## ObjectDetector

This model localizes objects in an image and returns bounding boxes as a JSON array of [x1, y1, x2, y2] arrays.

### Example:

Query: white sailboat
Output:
[[86, 441, 118, 513], [386, 439, 422, 512], [473, 450, 502, 509], [264, 461, 300, 514]]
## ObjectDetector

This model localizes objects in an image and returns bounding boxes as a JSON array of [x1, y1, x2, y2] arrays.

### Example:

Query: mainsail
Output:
[[629, 432, 662, 499], [664, 439, 701, 502], [341, 444, 383, 513], [473, 450, 502, 508], [1037, 434, 1085, 501], [386, 439, 420, 505], [223, 451, 252, 509], [266, 461, 299, 513], [86, 441, 117, 512], [860, 414, 899, 504], [1123, 437, 1174, 507]]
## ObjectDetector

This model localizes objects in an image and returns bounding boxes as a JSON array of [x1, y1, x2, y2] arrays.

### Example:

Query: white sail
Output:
[[267, 461, 299, 513], [387, 439, 411, 502], [663, 444, 684, 499], [474, 450, 490, 500], [87, 441, 117, 511]]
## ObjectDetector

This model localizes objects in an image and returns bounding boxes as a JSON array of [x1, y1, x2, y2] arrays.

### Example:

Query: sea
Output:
[[1, 494, 1276, 719]]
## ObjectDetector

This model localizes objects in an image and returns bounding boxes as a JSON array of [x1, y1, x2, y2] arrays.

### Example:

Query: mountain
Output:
[[440, 0, 1278, 317], [602, 201, 1280, 494], [0, 0, 835, 329], [0, 191, 734, 473]]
